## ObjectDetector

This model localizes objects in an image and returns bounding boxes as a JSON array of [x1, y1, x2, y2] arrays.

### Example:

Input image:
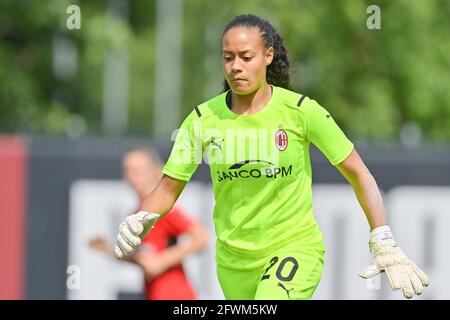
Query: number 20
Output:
[[261, 256, 299, 282]]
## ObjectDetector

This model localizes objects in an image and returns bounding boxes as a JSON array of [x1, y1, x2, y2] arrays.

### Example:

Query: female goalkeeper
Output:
[[114, 14, 429, 300]]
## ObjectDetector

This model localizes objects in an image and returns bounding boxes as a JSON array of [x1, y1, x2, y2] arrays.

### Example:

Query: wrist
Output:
[[135, 211, 160, 235], [369, 225, 397, 253]]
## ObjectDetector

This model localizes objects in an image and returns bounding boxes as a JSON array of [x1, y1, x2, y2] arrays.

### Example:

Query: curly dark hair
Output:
[[222, 14, 291, 91]]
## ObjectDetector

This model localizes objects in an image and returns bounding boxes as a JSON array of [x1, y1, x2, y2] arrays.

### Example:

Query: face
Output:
[[222, 27, 274, 94], [122, 151, 158, 194]]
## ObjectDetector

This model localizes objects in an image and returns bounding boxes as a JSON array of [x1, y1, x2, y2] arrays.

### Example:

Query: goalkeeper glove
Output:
[[114, 211, 160, 259], [359, 225, 430, 299]]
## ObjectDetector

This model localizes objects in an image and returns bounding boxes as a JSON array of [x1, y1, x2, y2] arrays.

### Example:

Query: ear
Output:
[[265, 47, 274, 66]]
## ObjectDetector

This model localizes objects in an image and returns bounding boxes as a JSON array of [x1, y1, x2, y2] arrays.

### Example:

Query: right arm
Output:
[[139, 174, 187, 219], [115, 174, 188, 259], [116, 109, 200, 258]]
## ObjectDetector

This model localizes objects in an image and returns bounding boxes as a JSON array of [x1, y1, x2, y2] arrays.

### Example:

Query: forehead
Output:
[[222, 27, 264, 52], [123, 151, 152, 166]]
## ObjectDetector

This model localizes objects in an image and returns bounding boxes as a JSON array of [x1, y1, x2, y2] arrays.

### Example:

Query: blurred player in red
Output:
[[89, 147, 209, 300]]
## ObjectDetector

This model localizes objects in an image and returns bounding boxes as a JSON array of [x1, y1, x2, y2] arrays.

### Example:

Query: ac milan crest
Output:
[[275, 129, 288, 151]]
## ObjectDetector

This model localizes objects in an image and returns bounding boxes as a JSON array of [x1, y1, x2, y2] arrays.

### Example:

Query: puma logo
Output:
[[210, 137, 224, 152], [277, 282, 294, 298]]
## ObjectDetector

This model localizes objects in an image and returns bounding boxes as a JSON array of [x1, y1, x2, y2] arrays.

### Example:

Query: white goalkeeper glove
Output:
[[114, 211, 160, 259], [359, 225, 430, 299]]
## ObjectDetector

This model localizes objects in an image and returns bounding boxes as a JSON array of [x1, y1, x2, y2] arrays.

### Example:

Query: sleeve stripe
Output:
[[194, 106, 202, 117], [297, 95, 307, 107]]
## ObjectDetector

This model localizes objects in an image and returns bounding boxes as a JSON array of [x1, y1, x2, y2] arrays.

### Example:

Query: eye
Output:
[[242, 56, 253, 62], [223, 56, 233, 62]]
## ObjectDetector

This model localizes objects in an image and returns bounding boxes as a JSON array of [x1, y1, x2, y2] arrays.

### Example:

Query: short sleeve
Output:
[[301, 98, 354, 165], [164, 206, 196, 237], [162, 110, 203, 181]]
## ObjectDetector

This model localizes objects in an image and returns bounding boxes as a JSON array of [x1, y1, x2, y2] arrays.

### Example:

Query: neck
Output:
[[231, 83, 272, 115]]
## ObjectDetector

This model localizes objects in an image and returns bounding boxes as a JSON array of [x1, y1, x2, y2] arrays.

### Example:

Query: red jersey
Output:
[[139, 206, 197, 300]]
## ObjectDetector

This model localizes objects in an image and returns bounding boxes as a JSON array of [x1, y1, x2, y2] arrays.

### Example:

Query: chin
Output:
[[231, 83, 256, 95]]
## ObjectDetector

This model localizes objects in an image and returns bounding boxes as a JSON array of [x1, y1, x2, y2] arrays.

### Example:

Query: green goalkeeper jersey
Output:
[[162, 86, 354, 266]]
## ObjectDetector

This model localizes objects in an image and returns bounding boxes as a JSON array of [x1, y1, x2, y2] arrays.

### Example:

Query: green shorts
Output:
[[216, 244, 324, 300]]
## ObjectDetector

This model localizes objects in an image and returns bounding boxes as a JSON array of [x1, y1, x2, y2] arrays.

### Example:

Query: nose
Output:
[[231, 57, 242, 73]]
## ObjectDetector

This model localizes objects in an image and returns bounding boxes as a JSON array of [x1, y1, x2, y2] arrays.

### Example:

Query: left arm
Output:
[[335, 148, 386, 230], [152, 222, 209, 269], [301, 97, 429, 298], [134, 222, 209, 280], [335, 148, 430, 298]]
